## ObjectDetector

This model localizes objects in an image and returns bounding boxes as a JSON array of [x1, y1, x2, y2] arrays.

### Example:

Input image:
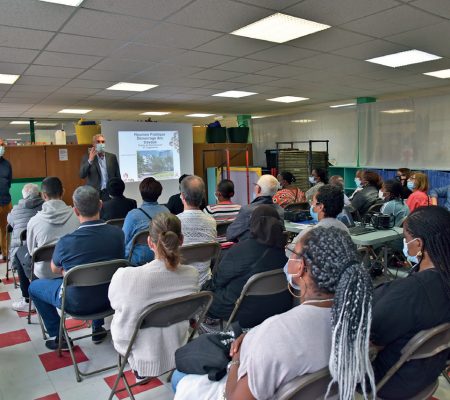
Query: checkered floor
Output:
[[1, 261, 449, 400]]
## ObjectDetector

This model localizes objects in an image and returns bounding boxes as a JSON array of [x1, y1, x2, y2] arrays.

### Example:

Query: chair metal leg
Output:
[[63, 323, 82, 383], [37, 313, 47, 340], [27, 298, 32, 324], [108, 354, 135, 400]]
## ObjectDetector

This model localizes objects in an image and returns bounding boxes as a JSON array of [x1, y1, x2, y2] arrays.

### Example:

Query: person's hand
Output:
[[430, 197, 438, 206], [230, 333, 246, 357], [88, 146, 97, 162]]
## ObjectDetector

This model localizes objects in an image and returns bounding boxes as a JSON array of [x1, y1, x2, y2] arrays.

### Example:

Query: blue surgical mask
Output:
[[283, 261, 300, 290], [96, 143, 105, 153], [310, 204, 319, 222], [406, 181, 415, 191], [0, 146, 4, 156], [308, 176, 316, 184], [354, 178, 362, 188], [403, 238, 420, 264]]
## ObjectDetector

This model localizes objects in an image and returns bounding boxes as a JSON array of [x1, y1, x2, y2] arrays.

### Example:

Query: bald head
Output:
[[181, 175, 205, 208]]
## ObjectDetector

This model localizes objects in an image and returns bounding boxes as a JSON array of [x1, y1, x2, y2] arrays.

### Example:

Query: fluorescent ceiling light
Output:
[[10, 121, 31, 125], [366, 50, 441, 68], [140, 111, 171, 116], [251, 116, 267, 119], [0, 74, 20, 84], [330, 103, 356, 108], [16, 132, 30, 135], [212, 90, 257, 98], [107, 82, 158, 92], [231, 13, 330, 43], [58, 109, 92, 114], [423, 69, 450, 79], [381, 109, 413, 114], [267, 96, 309, 103], [35, 122, 58, 127], [291, 119, 315, 123], [185, 114, 214, 118], [39, 0, 84, 6]]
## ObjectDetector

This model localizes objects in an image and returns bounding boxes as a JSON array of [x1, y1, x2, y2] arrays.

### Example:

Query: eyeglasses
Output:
[[285, 244, 302, 259]]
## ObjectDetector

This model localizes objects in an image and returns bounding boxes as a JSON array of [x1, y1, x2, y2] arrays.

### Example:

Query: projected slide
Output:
[[118, 131, 180, 182]]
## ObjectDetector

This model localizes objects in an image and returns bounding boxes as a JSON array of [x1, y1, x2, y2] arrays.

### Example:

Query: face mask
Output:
[[378, 190, 385, 200], [0, 146, 4, 156], [308, 176, 316, 184], [22, 190, 30, 199], [403, 238, 420, 264], [354, 178, 362, 188], [283, 261, 301, 291], [406, 181, 415, 191], [96, 143, 105, 153], [310, 204, 319, 222]]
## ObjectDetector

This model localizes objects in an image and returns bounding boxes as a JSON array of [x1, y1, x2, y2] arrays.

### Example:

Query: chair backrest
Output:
[[376, 322, 450, 391], [216, 221, 232, 237], [19, 228, 27, 243], [180, 242, 221, 265], [275, 367, 337, 400], [63, 259, 130, 288], [31, 243, 56, 264], [285, 202, 310, 212], [366, 201, 384, 215], [106, 218, 125, 229], [128, 229, 150, 261]]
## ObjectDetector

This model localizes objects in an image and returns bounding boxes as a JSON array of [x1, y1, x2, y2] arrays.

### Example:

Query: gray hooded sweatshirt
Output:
[[27, 199, 80, 279]]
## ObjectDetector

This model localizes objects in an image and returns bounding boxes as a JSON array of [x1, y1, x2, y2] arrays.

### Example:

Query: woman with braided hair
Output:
[[371, 206, 450, 399], [109, 212, 199, 382], [173, 226, 375, 400]]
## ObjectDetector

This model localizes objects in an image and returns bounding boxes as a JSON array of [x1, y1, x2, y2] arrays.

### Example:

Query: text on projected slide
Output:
[[118, 131, 180, 182]]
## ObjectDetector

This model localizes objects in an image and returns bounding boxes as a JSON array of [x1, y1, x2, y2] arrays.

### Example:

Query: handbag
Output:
[[175, 322, 243, 381]]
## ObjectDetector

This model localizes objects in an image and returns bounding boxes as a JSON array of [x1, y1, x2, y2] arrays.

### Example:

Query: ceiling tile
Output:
[[0, 47, 38, 64], [131, 64, 203, 82], [76, 69, 133, 82], [341, 5, 444, 38], [0, 62, 28, 75], [332, 39, 409, 60], [33, 51, 102, 69], [411, 0, 450, 19], [227, 74, 279, 84], [247, 45, 320, 63], [164, 52, 235, 68], [236, 0, 301, 10], [189, 69, 244, 81], [215, 58, 277, 73], [83, 0, 192, 20], [292, 54, 356, 69], [195, 35, 273, 57], [201, 81, 243, 90], [15, 76, 70, 87], [92, 58, 156, 73], [0, 26, 54, 50], [25, 65, 84, 79], [9, 85, 58, 93], [112, 43, 185, 62], [64, 79, 115, 89], [167, 0, 272, 32], [46, 34, 125, 57], [257, 65, 313, 78], [163, 78, 213, 88], [62, 9, 153, 41]]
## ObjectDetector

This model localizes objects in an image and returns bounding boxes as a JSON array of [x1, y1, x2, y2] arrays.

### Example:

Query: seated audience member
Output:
[[396, 167, 412, 199], [29, 186, 125, 350], [371, 206, 450, 399], [305, 167, 328, 202], [349, 169, 363, 200], [100, 177, 137, 221], [11, 177, 79, 312], [273, 171, 306, 207], [109, 213, 199, 381], [329, 174, 351, 205], [123, 177, 169, 266], [166, 174, 189, 215], [173, 227, 375, 400], [430, 183, 450, 211], [380, 179, 409, 226], [177, 175, 216, 285], [203, 205, 289, 328], [203, 179, 241, 222], [351, 170, 382, 218], [405, 172, 430, 212], [7, 183, 43, 270], [226, 174, 283, 242]]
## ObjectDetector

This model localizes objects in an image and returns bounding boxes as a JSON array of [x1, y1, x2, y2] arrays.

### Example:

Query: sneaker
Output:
[[45, 336, 72, 351], [133, 370, 150, 385], [12, 298, 35, 312], [92, 326, 108, 344]]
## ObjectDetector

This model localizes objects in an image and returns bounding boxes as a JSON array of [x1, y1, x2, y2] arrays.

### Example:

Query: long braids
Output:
[[301, 227, 376, 400], [404, 206, 450, 300]]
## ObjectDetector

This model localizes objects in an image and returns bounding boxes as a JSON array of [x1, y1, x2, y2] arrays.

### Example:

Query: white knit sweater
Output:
[[109, 259, 199, 377]]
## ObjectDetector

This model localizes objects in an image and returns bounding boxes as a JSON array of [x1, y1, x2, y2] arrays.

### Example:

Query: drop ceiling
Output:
[[1, 0, 450, 130]]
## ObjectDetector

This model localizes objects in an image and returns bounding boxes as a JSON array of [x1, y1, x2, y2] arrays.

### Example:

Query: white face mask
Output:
[[378, 190, 385, 200], [403, 238, 420, 265], [283, 261, 301, 290], [96, 143, 105, 153], [308, 176, 316, 184], [0, 146, 4, 156]]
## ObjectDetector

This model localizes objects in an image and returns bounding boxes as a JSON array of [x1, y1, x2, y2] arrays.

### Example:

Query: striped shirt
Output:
[[203, 201, 242, 223]]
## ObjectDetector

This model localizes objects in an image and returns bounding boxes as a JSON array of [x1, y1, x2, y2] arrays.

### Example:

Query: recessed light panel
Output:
[[251, 116, 267, 119], [330, 103, 356, 108], [140, 112, 171, 116], [10, 121, 31, 125], [423, 69, 450, 79], [366, 50, 441, 68], [291, 119, 315, 123], [0, 74, 20, 84], [35, 123, 58, 127], [39, 0, 84, 6], [381, 109, 413, 114], [58, 109, 92, 114], [212, 91, 257, 98], [107, 82, 158, 92], [267, 96, 309, 103], [186, 114, 214, 118], [231, 13, 330, 43]]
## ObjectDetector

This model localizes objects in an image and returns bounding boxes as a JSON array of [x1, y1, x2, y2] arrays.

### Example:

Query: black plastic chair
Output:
[[106, 218, 125, 229]]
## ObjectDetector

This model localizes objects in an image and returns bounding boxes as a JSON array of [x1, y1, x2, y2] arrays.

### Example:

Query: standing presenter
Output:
[[0, 138, 12, 260], [79, 134, 120, 202]]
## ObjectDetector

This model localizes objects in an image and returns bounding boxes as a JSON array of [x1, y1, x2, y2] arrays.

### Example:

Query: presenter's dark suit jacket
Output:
[[79, 152, 121, 191]]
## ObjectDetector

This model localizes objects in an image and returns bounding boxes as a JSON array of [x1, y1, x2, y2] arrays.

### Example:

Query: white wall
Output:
[[101, 120, 193, 204]]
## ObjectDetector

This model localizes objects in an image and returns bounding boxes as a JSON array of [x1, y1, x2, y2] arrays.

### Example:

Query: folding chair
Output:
[[127, 230, 149, 263], [5, 223, 17, 286], [216, 221, 232, 237], [180, 242, 221, 270], [58, 259, 130, 382], [376, 322, 450, 400], [107, 291, 213, 400], [19, 228, 27, 245], [224, 269, 289, 330], [275, 367, 337, 400], [106, 218, 125, 229], [28, 243, 56, 340]]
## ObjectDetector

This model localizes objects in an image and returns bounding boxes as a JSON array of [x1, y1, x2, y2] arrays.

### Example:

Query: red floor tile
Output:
[[0, 292, 11, 301], [65, 319, 90, 332], [17, 310, 36, 318], [0, 328, 31, 348], [39, 346, 89, 372], [35, 394, 61, 400], [2, 277, 19, 285], [104, 370, 162, 399]]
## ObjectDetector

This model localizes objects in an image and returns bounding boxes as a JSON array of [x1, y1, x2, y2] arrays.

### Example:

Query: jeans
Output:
[[29, 278, 104, 338], [171, 370, 187, 392]]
